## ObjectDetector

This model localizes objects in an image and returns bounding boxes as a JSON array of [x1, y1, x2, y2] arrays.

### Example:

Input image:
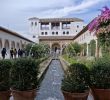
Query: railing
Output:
[[41, 27, 49, 30]]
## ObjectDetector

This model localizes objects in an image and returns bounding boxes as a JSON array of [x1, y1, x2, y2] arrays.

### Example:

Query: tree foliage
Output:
[[89, 40, 96, 56], [24, 43, 50, 59], [65, 42, 82, 57]]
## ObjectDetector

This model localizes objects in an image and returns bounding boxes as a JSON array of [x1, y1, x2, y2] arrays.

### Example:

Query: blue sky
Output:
[[0, 0, 110, 39]]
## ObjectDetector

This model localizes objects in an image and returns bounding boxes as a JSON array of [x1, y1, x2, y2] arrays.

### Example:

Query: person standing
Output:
[[10, 48, 14, 59], [13, 48, 17, 59], [20, 49, 23, 57], [18, 49, 21, 58], [1, 48, 7, 59]]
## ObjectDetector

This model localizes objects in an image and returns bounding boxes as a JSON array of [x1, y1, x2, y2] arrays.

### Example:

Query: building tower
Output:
[[28, 17, 39, 43]]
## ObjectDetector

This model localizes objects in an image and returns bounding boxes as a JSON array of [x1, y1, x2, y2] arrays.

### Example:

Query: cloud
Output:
[[35, 0, 108, 18], [0, 0, 110, 38]]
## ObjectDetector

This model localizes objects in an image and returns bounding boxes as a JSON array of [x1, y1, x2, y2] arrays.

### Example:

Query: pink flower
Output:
[[88, 6, 110, 35]]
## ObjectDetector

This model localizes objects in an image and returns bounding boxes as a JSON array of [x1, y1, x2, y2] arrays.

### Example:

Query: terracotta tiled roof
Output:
[[0, 26, 33, 42], [39, 36, 74, 40], [29, 17, 83, 22], [28, 17, 39, 20]]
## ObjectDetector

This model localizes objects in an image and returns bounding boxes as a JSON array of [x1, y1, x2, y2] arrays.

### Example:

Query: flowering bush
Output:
[[89, 6, 110, 34], [88, 7, 110, 54]]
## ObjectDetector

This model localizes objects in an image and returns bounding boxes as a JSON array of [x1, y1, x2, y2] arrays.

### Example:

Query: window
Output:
[[35, 22, 37, 26], [33, 35, 36, 38], [63, 31, 65, 35], [76, 30, 77, 32], [45, 32, 47, 35], [77, 25, 79, 28], [41, 32, 44, 35], [67, 31, 69, 34], [52, 32, 54, 35], [41, 23, 49, 30], [56, 32, 58, 35]]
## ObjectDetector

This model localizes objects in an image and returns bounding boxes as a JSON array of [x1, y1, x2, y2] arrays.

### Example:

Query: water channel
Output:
[[10, 59, 93, 100], [36, 59, 64, 100]]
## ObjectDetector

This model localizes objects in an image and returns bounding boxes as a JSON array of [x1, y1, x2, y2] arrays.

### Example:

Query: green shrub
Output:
[[77, 57, 94, 69], [10, 58, 39, 91], [62, 63, 89, 93], [90, 56, 110, 89], [0, 60, 12, 91], [62, 55, 77, 65]]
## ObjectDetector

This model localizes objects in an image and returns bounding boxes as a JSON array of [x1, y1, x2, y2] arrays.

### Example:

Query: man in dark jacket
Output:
[[1, 48, 7, 59], [10, 48, 14, 59]]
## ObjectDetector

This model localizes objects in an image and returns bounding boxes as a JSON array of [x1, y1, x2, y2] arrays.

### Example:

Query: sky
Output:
[[0, 0, 110, 40]]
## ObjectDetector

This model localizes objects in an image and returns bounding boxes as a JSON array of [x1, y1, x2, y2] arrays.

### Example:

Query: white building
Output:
[[0, 26, 33, 59], [73, 24, 100, 57], [28, 17, 86, 43]]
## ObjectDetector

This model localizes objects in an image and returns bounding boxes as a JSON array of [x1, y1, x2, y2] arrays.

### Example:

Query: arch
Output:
[[11, 41, 15, 48], [16, 42, 20, 49], [20, 40, 22, 49], [52, 43, 60, 53], [89, 39, 96, 56], [4, 39, 9, 50], [0, 39, 2, 49], [24, 42, 27, 48], [62, 44, 66, 55], [22, 44, 25, 49], [83, 43, 87, 56]]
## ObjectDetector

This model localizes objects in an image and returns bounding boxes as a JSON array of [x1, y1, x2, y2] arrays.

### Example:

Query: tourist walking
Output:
[[20, 49, 23, 57], [13, 48, 17, 59], [10, 48, 14, 59], [18, 49, 21, 58], [1, 48, 7, 59]]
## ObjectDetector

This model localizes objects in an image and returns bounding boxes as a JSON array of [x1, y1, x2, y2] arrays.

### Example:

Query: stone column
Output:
[[60, 22, 62, 30], [39, 22, 41, 30], [60, 43, 62, 55], [60, 22, 62, 36], [99, 47, 102, 57], [2, 39, 5, 48], [86, 43, 89, 56], [49, 42, 52, 55], [49, 22, 51, 30], [95, 39, 98, 57]]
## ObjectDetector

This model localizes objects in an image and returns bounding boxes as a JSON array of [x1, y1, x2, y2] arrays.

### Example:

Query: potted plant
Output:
[[61, 63, 90, 100], [0, 60, 12, 100], [90, 56, 110, 100], [10, 58, 39, 100]]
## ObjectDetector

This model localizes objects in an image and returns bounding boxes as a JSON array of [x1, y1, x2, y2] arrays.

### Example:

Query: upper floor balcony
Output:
[[51, 26, 60, 30], [41, 27, 49, 30], [62, 26, 70, 29]]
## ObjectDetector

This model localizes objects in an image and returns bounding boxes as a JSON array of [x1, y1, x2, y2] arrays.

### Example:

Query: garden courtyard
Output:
[[0, 6, 110, 100]]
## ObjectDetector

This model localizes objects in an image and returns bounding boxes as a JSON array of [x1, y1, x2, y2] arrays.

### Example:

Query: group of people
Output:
[[10, 48, 23, 59], [1, 47, 24, 59]]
